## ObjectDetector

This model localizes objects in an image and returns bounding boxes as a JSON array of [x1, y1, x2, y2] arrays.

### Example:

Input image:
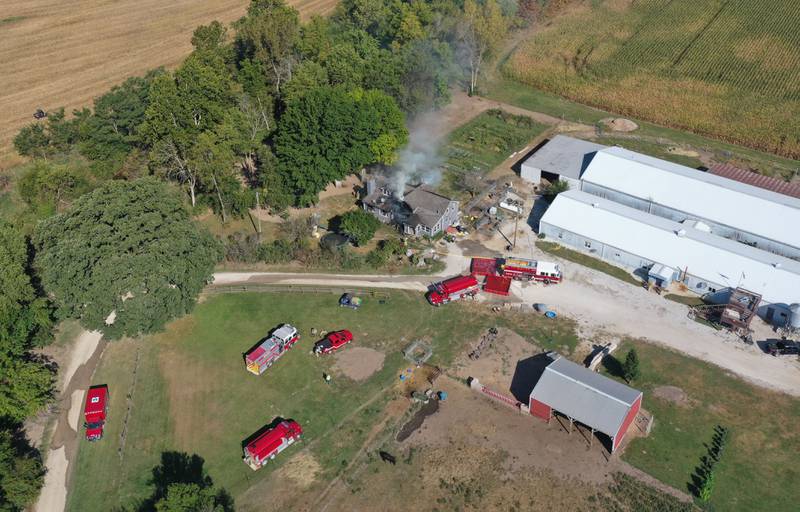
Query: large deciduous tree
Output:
[[339, 208, 381, 246], [140, 53, 235, 207], [0, 221, 54, 423], [33, 178, 223, 339], [235, 0, 300, 94], [274, 86, 407, 205], [0, 425, 45, 512], [78, 71, 162, 162], [457, 0, 508, 95]]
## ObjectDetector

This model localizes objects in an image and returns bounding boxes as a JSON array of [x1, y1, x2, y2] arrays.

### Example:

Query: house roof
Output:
[[530, 356, 641, 438], [580, 147, 800, 249], [403, 186, 456, 228], [521, 135, 607, 180], [540, 190, 800, 305], [709, 163, 800, 200]]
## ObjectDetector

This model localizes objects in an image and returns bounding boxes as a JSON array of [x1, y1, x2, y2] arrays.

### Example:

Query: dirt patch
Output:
[[667, 146, 701, 158], [396, 400, 440, 442], [276, 452, 322, 489], [333, 347, 385, 381], [601, 117, 639, 132], [653, 385, 692, 406]]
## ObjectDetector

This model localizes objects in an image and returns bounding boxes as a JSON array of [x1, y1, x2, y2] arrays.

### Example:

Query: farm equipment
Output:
[[83, 385, 109, 441], [427, 275, 480, 306], [245, 324, 299, 375], [763, 338, 800, 357], [243, 419, 303, 470], [339, 293, 362, 310], [314, 329, 353, 355]]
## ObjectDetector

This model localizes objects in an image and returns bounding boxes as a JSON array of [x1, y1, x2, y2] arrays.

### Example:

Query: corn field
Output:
[[506, 0, 800, 159]]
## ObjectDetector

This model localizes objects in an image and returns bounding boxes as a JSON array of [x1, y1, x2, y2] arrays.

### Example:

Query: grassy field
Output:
[[610, 340, 800, 511], [0, 0, 339, 170], [536, 240, 641, 286], [66, 291, 578, 511], [503, 0, 800, 159]]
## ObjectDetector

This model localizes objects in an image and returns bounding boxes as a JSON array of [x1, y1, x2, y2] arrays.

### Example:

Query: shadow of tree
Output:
[[601, 354, 625, 380], [135, 451, 233, 512]]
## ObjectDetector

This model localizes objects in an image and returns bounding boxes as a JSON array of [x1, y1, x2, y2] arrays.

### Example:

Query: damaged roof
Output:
[[403, 186, 454, 227]]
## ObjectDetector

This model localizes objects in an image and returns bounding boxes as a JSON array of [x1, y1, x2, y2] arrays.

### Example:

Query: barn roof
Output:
[[708, 163, 800, 200], [540, 190, 800, 305], [530, 356, 641, 438], [521, 135, 606, 180], [580, 147, 800, 249]]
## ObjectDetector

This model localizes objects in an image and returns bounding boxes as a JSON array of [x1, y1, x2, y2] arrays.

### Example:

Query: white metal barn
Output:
[[579, 147, 800, 259], [520, 135, 607, 189], [540, 190, 800, 309]]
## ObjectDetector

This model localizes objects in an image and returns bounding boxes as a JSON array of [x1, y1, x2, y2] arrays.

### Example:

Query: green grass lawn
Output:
[[536, 240, 641, 286], [609, 340, 800, 511], [591, 136, 704, 169], [66, 291, 577, 511]]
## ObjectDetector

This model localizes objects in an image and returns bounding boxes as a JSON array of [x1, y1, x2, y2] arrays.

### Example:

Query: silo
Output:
[[790, 303, 800, 330]]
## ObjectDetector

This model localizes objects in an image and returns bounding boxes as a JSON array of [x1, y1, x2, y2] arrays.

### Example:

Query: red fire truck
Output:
[[83, 385, 109, 441], [427, 275, 480, 306], [243, 419, 303, 470], [245, 324, 299, 375], [314, 330, 353, 355], [499, 258, 562, 284]]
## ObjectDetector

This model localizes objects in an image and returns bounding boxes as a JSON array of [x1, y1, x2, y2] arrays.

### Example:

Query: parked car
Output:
[[764, 338, 800, 356], [339, 293, 362, 310]]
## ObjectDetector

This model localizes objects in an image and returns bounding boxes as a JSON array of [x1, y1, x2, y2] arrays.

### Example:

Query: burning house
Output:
[[362, 178, 459, 237]]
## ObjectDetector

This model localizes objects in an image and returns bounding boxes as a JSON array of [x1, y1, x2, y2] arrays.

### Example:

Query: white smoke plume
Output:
[[391, 112, 446, 199]]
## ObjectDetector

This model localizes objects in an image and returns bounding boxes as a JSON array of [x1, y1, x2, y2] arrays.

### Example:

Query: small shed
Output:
[[529, 355, 642, 452]]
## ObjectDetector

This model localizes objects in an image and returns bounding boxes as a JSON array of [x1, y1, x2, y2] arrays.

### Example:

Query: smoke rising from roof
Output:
[[391, 112, 445, 200]]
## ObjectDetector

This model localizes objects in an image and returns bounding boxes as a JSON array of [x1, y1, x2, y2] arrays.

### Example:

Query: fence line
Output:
[[203, 283, 392, 299]]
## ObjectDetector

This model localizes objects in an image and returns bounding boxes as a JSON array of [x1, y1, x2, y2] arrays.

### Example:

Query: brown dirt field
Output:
[[0, 0, 339, 170], [652, 385, 694, 407], [274, 451, 322, 489], [333, 346, 385, 381]]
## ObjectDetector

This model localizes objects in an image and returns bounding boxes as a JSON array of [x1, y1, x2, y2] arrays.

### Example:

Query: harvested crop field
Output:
[[505, 0, 800, 158], [0, 0, 339, 169]]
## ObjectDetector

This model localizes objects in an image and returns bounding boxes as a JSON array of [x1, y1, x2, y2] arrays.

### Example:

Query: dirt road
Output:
[[212, 259, 800, 397], [33, 330, 104, 512]]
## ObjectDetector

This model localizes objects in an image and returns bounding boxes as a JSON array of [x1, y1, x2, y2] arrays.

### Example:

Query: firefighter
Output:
[[323, 373, 332, 384]]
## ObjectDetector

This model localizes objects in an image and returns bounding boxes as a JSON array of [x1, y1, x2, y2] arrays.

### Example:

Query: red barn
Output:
[[529, 356, 642, 453]]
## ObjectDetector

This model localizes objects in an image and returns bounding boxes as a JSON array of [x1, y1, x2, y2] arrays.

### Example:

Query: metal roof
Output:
[[521, 135, 607, 180], [530, 356, 641, 438], [709, 164, 800, 200], [581, 147, 800, 249], [541, 190, 800, 305]]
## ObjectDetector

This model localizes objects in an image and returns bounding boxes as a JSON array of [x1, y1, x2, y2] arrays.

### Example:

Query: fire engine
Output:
[[83, 385, 109, 441], [314, 330, 353, 355], [427, 275, 480, 306], [245, 324, 299, 375], [243, 419, 303, 470], [499, 258, 562, 284]]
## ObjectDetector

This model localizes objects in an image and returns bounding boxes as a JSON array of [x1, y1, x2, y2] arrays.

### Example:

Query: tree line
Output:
[[13, 0, 514, 222]]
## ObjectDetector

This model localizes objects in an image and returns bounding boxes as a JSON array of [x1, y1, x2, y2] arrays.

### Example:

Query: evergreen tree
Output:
[[623, 348, 640, 383]]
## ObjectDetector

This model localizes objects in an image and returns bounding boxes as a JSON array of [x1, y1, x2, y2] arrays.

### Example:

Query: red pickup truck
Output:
[[314, 330, 353, 355]]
